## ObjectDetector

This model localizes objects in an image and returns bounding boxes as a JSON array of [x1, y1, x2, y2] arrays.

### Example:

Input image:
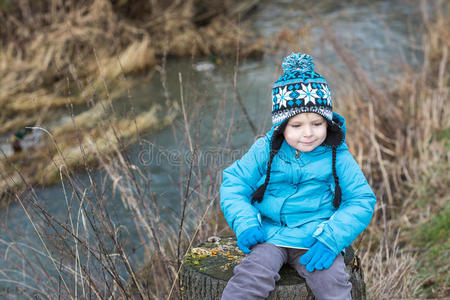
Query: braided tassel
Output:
[[332, 146, 342, 209], [251, 122, 287, 203]]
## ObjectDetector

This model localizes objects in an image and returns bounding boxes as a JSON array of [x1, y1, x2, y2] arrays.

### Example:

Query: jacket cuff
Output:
[[312, 222, 341, 255]]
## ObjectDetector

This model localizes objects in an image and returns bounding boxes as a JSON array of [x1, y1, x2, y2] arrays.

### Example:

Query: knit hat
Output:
[[272, 53, 333, 124], [251, 53, 343, 206]]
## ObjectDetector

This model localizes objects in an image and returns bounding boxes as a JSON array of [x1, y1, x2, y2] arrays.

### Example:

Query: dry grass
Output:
[[0, 0, 265, 202], [0, 100, 179, 205], [0, 0, 262, 133], [322, 2, 449, 297], [360, 230, 421, 299], [0, 0, 263, 201]]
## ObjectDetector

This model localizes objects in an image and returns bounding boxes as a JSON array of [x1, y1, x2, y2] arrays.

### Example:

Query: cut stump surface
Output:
[[181, 236, 366, 299]]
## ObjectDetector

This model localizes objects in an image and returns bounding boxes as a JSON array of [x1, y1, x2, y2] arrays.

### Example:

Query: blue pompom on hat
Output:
[[272, 53, 333, 125]]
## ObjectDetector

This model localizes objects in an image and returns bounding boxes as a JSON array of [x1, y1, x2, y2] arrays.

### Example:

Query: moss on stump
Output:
[[181, 236, 366, 299]]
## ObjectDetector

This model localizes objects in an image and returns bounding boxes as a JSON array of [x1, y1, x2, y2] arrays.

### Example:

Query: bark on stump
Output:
[[181, 236, 366, 300]]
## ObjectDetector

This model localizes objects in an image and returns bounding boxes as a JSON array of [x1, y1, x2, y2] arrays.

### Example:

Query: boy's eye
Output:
[[313, 122, 323, 126], [291, 124, 301, 128]]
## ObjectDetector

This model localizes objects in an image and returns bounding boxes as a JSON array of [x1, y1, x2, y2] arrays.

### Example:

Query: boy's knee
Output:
[[309, 254, 348, 279], [224, 244, 287, 299], [238, 243, 286, 273], [304, 255, 352, 299]]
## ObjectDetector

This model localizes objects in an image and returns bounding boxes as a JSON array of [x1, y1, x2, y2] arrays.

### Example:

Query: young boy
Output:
[[220, 53, 376, 299]]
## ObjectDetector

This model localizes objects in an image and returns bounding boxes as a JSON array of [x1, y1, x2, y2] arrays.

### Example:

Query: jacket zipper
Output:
[[295, 149, 300, 159]]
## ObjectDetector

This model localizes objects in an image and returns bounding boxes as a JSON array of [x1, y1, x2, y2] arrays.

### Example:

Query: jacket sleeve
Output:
[[313, 149, 376, 254], [220, 137, 269, 238]]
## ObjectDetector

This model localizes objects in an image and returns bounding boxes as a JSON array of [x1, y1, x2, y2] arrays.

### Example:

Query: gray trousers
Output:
[[221, 243, 351, 300]]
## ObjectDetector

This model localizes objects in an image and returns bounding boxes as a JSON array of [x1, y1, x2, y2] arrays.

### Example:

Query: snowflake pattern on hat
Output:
[[272, 53, 333, 125]]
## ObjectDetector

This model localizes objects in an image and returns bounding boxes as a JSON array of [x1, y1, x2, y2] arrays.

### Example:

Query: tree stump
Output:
[[181, 236, 366, 300]]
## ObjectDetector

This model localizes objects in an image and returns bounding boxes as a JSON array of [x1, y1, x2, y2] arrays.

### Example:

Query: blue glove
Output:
[[236, 226, 266, 254], [299, 239, 337, 272]]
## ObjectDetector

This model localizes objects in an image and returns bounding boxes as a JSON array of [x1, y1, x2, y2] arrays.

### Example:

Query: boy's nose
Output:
[[303, 126, 313, 136]]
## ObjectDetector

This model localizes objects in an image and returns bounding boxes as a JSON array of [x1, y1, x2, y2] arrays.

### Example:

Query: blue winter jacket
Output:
[[220, 113, 376, 255]]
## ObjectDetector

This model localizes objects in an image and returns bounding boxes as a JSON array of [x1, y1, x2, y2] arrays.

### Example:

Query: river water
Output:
[[0, 0, 424, 296]]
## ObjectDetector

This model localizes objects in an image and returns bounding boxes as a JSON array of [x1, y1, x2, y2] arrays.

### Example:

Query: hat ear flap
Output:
[[272, 121, 288, 149], [324, 122, 343, 147]]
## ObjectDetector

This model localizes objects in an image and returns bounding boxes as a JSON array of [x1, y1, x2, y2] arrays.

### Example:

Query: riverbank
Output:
[[0, 0, 264, 205]]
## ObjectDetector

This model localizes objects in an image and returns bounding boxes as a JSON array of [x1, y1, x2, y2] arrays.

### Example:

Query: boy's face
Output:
[[283, 113, 327, 152]]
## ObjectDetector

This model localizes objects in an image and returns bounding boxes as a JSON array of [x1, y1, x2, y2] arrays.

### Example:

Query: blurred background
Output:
[[0, 0, 448, 298]]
